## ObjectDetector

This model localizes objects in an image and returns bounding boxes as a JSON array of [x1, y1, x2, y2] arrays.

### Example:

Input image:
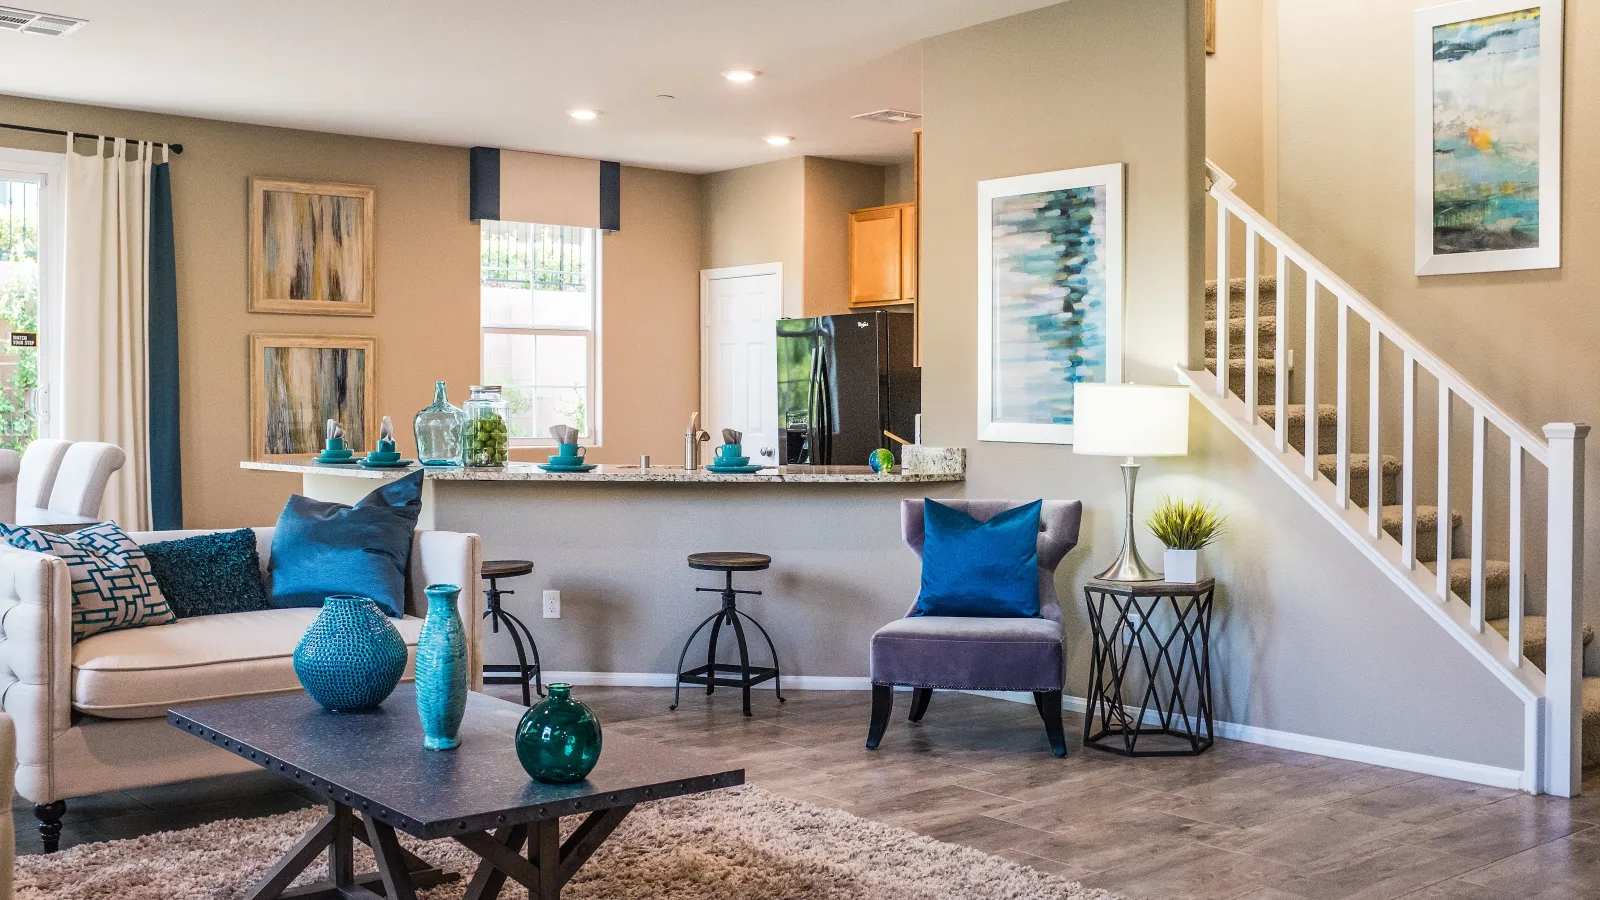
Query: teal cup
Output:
[[548, 444, 586, 467], [716, 443, 743, 460], [324, 438, 347, 453]]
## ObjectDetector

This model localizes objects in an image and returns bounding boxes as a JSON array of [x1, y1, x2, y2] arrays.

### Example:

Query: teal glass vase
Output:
[[415, 583, 468, 750], [414, 380, 466, 467], [293, 595, 407, 712], [516, 683, 602, 784]]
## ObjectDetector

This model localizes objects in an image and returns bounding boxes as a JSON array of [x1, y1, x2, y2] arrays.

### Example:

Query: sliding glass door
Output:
[[0, 148, 63, 448]]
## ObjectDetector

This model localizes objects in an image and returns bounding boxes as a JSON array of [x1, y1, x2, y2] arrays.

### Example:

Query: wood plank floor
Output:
[[15, 686, 1600, 900]]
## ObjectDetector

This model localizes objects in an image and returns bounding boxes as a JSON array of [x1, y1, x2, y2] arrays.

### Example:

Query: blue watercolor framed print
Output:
[[977, 163, 1125, 445], [1415, 0, 1562, 275]]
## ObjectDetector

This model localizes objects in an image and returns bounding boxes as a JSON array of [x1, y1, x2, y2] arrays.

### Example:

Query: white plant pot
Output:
[[1163, 548, 1207, 583]]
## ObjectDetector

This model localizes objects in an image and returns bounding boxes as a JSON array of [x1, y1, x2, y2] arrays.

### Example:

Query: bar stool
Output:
[[670, 552, 786, 717], [481, 559, 543, 705]]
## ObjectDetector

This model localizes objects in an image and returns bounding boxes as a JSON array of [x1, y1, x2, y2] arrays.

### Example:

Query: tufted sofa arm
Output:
[[0, 545, 72, 806]]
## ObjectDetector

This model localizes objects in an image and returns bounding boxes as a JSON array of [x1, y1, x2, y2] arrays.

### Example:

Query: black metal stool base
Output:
[[670, 569, 785, 717], [483, 576, 543, 706]]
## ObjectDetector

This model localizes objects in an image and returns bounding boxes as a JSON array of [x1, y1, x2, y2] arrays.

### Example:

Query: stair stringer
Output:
[[1179, 366, 1546, 791]]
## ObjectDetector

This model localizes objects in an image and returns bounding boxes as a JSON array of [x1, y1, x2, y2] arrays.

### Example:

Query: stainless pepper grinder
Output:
[[684, 412, 710, 470]]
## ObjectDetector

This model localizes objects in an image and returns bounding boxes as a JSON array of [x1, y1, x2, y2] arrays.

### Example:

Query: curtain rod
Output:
[[0, 122, 182, 154]]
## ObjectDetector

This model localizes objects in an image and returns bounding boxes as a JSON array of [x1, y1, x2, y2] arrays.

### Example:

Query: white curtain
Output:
[[62, 136, 152, 530]]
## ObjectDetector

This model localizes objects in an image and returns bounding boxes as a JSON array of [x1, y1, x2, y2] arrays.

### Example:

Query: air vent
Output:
[[852, 109, 922, 124], [0, 6, 86, 36]]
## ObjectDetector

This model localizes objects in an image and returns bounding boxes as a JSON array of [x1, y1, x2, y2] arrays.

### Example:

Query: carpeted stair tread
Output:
[[1205, 276, 1279, 319], [1257, 403, 1339, 456], [1207, 357, 1280, 398], [1486, 616, 1595, 672], [1205, 315, 1277, 359], [1438, 558, 1512, 621], [1318, 453, 1403, 507]]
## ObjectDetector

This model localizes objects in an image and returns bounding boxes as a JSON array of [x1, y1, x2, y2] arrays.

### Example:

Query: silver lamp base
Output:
[[1095, 458, 1163, 582]]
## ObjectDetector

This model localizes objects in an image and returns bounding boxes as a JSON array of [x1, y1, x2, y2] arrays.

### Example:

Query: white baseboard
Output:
[[964, 690, 1526, 790], [516, 673, 1524, 790]]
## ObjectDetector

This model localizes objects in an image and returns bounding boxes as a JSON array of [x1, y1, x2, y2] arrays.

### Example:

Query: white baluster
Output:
[[1216, 206, 1230, 397], [1469, 412, 1486, 633], [1336, 299, 1349, 509], [1369, 326, 1382, 538], [1304, 278, 1318, 481], [1402, 353, 1416, 569], [1508, 446, 1523, 667], [1274, 250, 1288, 453], [1543, 422, 1588, 798], [1245, 227, 1259, 419], [1437, 383, 1451, 602]]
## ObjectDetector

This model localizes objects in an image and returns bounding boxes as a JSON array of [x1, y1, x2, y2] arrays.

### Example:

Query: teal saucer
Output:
[[704, 464, 767, 474], [537, 462, 597, 473], [315, 456, 360, 465], [359, 458, 416, 469]]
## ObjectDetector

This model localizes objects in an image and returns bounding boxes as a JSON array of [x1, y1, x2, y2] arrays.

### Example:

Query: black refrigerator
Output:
[[776, 310, 920, 466]]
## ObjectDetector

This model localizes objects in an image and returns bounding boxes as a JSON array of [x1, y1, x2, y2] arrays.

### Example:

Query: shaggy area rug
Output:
[[15, 787, 1121, 900]]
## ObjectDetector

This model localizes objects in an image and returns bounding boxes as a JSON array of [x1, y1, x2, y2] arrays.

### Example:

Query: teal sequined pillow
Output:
[[142, 528, 270, 619], [0, 522, 175, 641]]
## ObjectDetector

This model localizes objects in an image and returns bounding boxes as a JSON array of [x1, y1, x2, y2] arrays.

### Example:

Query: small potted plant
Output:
[[1146, 495, 1226, 583]]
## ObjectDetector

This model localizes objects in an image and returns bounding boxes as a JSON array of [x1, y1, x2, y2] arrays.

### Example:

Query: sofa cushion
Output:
[[143, 528, 270, 618], [1, 521, 175, 641], [71, 607, 425, 719], [269, 470, 423, 617], [870, 615, 1063, 692]]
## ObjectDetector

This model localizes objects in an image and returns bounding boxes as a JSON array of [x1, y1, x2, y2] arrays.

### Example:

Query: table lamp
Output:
[[1072, 383, 1191, 581]]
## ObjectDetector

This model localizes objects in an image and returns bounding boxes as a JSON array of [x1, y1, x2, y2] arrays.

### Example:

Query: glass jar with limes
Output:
[[462, 385, 510, 467]]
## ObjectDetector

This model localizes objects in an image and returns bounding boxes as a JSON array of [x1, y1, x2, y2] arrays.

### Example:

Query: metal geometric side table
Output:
[[1083, 577, 1216, 757]]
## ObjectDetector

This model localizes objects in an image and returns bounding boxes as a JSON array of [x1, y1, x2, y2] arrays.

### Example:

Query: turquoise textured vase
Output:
[[293, 595, 408, 712], [516, 683, 602, 784], [415, 583, 468, 750]]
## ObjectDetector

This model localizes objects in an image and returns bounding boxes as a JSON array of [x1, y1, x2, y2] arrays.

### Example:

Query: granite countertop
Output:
[[240, 460, 964, 484]]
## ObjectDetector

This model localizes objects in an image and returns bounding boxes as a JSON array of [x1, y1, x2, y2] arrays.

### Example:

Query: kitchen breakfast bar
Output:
[[241, 461, 966, 686]]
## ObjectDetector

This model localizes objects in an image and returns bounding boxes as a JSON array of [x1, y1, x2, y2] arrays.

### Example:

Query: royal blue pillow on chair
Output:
[[269, 470, 423, 618], [913, 499, 1042, 618]]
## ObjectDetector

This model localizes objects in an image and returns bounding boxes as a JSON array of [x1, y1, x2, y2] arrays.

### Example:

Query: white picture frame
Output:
[[977, 163, 1125, 445], [1414, 0, 1562, 275]]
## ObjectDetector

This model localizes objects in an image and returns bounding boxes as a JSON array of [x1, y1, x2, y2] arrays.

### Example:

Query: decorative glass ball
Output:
[[516, 683, 602, 784], [868, 448, 895, 473]]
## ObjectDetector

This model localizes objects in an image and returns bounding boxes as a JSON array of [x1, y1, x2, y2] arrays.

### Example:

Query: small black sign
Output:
[[8, 332, 36, 348]]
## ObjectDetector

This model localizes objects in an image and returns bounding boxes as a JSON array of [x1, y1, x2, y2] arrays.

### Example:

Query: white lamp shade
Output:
[[1071, 383, 1190, 457]]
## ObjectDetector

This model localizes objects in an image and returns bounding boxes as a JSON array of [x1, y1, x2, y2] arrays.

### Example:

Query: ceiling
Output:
[[0, 0, 1060, 173]]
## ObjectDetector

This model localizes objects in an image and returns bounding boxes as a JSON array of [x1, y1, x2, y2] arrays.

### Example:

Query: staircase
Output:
[[1186, 163, 1596, 795]]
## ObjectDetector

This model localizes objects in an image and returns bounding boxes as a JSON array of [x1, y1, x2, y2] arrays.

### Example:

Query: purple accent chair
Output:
[[867, 499, 1084, 757]]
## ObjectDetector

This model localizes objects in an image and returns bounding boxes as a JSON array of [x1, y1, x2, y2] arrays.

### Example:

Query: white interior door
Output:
[[701, 265, 781, 464]]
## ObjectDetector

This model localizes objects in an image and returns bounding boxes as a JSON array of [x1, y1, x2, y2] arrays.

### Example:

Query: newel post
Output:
[[1544, 423, 1588, 797]]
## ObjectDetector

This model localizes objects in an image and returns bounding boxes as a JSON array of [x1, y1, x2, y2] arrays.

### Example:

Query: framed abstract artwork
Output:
[[1414, 0, 1562, 275], [977, 163, 1125, 445], [249, 334, 375, 460], [248, 178, 376, 315]]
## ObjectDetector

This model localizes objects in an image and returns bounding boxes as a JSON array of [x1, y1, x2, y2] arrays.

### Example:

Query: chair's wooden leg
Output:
[[35, 801, 65, 853], [1036, 690, 1068, 757], [908, 688, 933, 722], [866, 684, 894, 749]]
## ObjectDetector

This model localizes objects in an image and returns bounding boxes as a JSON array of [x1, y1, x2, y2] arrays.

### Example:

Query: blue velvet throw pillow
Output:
[[912, 499, 1042, 618], [143, 528, 270, 619], [269, 470, 423, 618]]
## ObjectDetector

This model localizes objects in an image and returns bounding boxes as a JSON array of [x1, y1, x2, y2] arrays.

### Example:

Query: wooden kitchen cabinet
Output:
[[849, 202, 917, 307]]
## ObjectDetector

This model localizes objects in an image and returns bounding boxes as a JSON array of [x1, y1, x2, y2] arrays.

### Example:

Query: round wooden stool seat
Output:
[[482, 559, 534, 579], [687, 551, 771, 572]]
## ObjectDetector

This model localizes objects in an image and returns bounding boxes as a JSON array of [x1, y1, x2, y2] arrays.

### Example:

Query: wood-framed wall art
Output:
[[976, 163, 1126, 445], [250, 333, 376, 460], [1206, 0, 1216, 54], [1414, 0, 1562, 275], [249, 177, 376, 315]]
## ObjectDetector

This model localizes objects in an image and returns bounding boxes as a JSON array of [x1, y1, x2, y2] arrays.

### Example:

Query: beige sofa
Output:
[[0, 527, 483, 852]]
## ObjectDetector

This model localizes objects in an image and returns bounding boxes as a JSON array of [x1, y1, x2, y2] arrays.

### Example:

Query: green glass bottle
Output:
[[515, 683, 602, 784]]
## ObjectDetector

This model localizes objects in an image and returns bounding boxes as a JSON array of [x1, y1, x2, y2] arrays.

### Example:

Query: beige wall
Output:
[[922, 0, 1524, 768], [802, 157, 887, 318], [1204, 0, 1276, 281], [883, 161, 916, 205], [700, 157, 805, 316], [1276, 0, 1600, 670], [0, 93, 703, 527]]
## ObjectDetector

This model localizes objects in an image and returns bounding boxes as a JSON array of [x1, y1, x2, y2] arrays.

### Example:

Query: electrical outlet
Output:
[[1123, 612, 1143, 645], [543, 590, 561, 619]]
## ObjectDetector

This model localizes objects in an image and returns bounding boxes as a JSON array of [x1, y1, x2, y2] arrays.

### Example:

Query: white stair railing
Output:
[[1189, 160, 1588, 796]]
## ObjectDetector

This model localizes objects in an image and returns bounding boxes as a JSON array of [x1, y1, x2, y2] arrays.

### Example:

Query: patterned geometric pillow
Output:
[[0, 522, 175, 642]]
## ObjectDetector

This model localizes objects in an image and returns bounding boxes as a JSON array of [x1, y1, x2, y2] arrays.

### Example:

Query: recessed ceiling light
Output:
[[764, 135, 793, 146], [723, 69, 760, 83], [567, 109, 599, 121]]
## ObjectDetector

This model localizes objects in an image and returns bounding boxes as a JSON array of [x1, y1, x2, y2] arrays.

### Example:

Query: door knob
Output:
[[760, 447, 775, 458]]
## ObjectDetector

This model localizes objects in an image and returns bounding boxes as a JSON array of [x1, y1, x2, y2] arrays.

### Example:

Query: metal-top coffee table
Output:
[[169, 685, 743, 899]]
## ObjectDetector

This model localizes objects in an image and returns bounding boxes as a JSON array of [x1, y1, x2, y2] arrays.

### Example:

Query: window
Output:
[[0, 148, 63, 451], [480, 221, 601, 445]]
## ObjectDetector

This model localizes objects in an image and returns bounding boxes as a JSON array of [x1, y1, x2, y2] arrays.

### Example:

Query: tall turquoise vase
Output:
[[516, 683, 602, 784], [415, 583, 469, 750], [293, 595, 408, 712]]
